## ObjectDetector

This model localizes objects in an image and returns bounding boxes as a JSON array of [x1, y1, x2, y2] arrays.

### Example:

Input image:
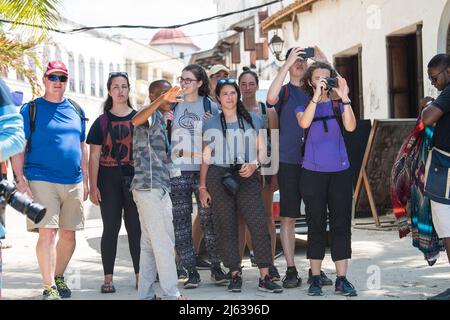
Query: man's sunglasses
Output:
[[46, 75, 68, 82], [429, 68, 446, 82], [217, 78, 237, 85], [109, 71, 128, 78]]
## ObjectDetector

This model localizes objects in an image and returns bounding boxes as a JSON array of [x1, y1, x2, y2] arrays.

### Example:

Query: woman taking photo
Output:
[[87, 72, 141, 294], [199, 79, 283, 294], [295, 62, 357, 297]]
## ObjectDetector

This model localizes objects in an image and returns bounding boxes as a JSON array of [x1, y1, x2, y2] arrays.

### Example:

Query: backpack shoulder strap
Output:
[[203, 96, 212, 114], [277, 84, 290, 117], [331, 99, 344, 134], [67, 98, 88, 122], [26, 100, 37, 153]]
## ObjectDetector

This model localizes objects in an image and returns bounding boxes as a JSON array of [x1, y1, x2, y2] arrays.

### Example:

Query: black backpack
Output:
[[26, 98, 88, 153], [167, 96, 212, 143]]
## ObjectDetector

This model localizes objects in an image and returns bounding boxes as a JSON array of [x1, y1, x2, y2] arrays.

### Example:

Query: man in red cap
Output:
[[12, 61, 89, 300]]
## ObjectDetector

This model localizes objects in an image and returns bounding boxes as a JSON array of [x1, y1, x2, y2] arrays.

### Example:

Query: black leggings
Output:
[[300, 168, 353, 262], [98, 166, 141, 275]]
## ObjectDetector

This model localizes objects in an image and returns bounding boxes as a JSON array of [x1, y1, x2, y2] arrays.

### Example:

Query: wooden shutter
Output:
[[244, 28, 255, 51], [231, 42, 241, 64], [256, 40, 269, 60]]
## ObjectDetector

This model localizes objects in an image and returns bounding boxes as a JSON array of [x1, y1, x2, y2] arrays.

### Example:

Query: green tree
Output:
[[0, 0, 60, 97]]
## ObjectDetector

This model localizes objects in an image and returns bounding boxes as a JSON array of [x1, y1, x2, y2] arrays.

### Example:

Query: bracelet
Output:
[[342, 100, 351, 105], [199, 186, 207, 191], [311, 100, 318, 104]]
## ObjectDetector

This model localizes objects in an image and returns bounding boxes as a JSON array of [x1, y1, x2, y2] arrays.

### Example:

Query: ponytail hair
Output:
[[237, 100, 255, 129], [183, 64, 210, 97]]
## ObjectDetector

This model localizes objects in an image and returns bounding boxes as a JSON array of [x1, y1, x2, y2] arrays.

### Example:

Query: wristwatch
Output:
[[342, 100, 351, 105]]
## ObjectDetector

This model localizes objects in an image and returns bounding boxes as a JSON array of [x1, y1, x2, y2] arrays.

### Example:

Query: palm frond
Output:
[[0, 0, 60, 39], [0, 32, 42, 97]]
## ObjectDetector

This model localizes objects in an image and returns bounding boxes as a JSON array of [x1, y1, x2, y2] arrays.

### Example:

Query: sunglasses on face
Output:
[[217, 78, 237, 85], [177, 76, 199, 85], [109, 71, 128, 79], [46, 75, 68, 82]]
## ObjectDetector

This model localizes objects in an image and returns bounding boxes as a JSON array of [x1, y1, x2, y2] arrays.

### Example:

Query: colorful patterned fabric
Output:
[[391, 120, 444, 265]]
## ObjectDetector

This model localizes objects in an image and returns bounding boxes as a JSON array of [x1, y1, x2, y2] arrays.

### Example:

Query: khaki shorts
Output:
[[27, 181, 84, 232]]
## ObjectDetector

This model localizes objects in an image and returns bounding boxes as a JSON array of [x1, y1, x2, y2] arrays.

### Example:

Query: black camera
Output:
[[221, 160, 243, 196], [325, 77, 339, 90], [0, 179, 46, 224]]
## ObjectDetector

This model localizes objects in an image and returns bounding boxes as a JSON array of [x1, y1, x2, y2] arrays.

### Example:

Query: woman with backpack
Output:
[[87, 72, 141, 294], [296, 62, 357, 297], [199, 78, 283, 294], [238, 68, 280, 280], [167, 64, 226, 289]]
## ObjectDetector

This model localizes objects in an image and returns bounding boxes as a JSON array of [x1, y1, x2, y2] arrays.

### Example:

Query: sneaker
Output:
[[42, 285, 61, 300], [427, 288, 450, 300], [210, 265, 228, 285], [227, 272, 243, 292], [282, 267, 302, 288], [196, 255, 212, 270], [268, 265, 281, 281], [249, 253, 257, 267], [258, 275, 283, 293], [54, 276, 71, 298], [183, 269, 201, 289], [177, 265, 188, 280], [308, 275, 323, 296], [335, 276, 357, 297], [307, 269, 333, 286]]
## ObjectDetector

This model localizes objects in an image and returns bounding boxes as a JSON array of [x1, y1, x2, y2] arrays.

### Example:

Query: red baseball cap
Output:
[[45, 61, 68, 76]]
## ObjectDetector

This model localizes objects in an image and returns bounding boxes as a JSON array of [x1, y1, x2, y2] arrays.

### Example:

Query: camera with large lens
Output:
[[0, 179, 46, 224], [221, 160, 242, 196]]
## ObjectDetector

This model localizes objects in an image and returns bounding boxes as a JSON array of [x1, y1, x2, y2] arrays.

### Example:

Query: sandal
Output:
[[100, 281, 116, 293]]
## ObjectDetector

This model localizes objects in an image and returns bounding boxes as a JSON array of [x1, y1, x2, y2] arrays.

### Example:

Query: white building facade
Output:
[[2, 17, 185, 125]]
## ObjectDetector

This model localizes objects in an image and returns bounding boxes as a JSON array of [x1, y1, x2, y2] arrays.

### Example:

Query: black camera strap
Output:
[[220, 113, 245, 169]]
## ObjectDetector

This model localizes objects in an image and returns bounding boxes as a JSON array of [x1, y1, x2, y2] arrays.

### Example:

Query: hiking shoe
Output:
[[249, 253, 257, 267], [183, 269, 201, 289], [196, 255, 212, 270], [307, 269, 333, 286], [427, 288, 450, 300], [228, 272, 242, 293], [210, 265, 228, 285], [282, 267, 302, 288], [42, 285, 61, 300], [335, 276, 357, 297], [269, 265, 281, 281], [308, 275, 323, 296], [177, 265, 188, 280], [55, 276, 71, 298], [258, 275, 283, 293]]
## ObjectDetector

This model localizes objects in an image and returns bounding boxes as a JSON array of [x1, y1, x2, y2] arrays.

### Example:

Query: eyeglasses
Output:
[[217, 78, 237, 85], [429, 68, 446, 82], [46, 75, 68, 82], [109, 72, 128, 79], [177, 76, 199, 85]]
